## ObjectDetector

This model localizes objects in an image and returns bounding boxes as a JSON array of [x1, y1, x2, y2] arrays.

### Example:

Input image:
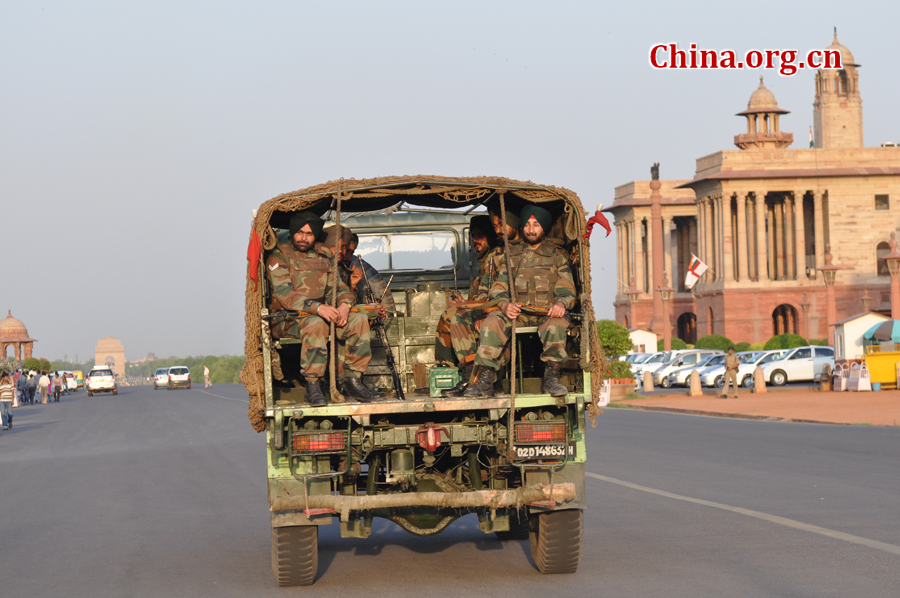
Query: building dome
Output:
[[737, 77, 788, 116], [0, 310, 32, 341], [826, 29, 857, 67]]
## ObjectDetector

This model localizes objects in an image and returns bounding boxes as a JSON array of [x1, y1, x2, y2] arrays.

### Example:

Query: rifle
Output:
[[359, 264, 405, 400], [515, 303, 584, 319], [263, 306, 394, 321]]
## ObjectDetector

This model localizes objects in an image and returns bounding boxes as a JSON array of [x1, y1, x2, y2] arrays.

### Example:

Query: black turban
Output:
[[289, 211, 324, 239], [520, 204, 552, 234]]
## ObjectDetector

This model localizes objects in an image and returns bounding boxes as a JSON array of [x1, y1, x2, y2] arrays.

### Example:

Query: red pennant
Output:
[[247, 228, 261, 290], [584, 209, 611, 239]]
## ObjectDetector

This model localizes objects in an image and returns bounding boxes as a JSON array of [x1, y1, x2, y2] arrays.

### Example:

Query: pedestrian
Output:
[[53, 371, 62, 402], [0, 373, 14, 430], [204, 364, 211, 388], [722, 346, 740, 399], [26, 373, 37, 404], [39, 371, 50, 404], [61, 372, 69, 395], [15, 371, 27, 407]]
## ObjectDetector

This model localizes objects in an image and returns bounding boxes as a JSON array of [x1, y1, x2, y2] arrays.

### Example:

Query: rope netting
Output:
[[242, 174, 604, 432]]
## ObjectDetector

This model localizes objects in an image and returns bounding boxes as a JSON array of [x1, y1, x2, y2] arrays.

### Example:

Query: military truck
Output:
[[242, 176, 605, 586]]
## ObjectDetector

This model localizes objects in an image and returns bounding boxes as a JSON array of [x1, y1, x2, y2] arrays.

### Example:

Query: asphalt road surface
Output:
[[1, 385, 898, 597]]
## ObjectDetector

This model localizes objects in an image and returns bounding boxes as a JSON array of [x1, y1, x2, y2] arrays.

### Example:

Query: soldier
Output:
[[437, 212, 515, 397], [465, 204, 576, 398], [345, 231, 397, 312], [267, 212, 383, 405]]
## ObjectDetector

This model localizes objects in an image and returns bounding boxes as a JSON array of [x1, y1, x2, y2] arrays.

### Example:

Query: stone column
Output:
[[649, 178, 665, 333], [634, 221, 644, 293], [737, 193, 749, 281], [616, 222, 624, 293], [722, 194, 734, 281], [794, 191, 807, 279], [663, 218, 673, 289], [704, 197, 714, 283], [774, 200, 785, 280], [766, 201, 776, 281], [814, 191, 825, 268], [785, 195, 795, 280]]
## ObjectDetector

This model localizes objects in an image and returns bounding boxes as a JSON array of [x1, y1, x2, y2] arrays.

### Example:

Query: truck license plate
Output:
[[514, 444, 574, 460]]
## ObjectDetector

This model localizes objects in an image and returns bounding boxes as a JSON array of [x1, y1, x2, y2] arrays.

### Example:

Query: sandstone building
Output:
[[608, 33, 900, 345], [95, 336, 125, 378]]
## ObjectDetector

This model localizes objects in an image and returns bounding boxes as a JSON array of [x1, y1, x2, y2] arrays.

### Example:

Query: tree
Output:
[[595, 320, 634, 379], [23, 357, 42, 371], [695, 334, 734, 352], [764, 334, 808, 350]]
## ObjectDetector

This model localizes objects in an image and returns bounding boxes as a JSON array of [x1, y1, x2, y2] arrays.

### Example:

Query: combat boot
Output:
[[305, 377, 327, 406], [463, 366, 496, 398], [441, 364, 473, 398], [542, 362, 569, 397], [340, 376, 384, 403]]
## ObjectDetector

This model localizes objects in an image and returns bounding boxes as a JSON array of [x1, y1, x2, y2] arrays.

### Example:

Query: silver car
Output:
[[666, 353, 722, 387], [700, 351, 763, 388]]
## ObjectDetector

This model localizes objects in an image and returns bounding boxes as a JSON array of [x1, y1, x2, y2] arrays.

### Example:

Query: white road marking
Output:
[[587, 472, 900, 557], [193, 389, 246, 403]]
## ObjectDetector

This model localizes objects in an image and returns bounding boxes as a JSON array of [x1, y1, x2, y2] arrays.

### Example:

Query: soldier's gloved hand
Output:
[[506, 302, 522, 320], [336, 303, 351, 327], [548, 302, 567, 318], [317, 304, 340, 323]]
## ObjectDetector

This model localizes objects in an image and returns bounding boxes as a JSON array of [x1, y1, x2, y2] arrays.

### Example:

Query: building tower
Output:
[[734, 77, 793, 150], [813, 29, 863, 149]]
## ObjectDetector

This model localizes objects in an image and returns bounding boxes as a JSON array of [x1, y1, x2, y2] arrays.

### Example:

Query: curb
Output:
[[616, 404, 852, 426]]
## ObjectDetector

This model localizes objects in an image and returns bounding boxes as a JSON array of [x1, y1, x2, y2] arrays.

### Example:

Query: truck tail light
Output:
[[293, 432, 346, 453], [515, 422, 566, 443]]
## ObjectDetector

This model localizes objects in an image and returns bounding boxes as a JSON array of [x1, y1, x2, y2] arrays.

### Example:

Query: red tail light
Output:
[[293, 432, 346, 453], [515, 422, 566, 443]]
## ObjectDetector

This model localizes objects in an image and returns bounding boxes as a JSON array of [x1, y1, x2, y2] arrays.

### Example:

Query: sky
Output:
[[2, 1, 898, 361]]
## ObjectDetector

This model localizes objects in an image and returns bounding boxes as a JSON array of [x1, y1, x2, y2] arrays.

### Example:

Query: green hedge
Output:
[[657, 337, 688, 351], [734, 342, 751, 352], [748, 342, 766, 351], [764, 334, 808, 350], [695, 334, 734, 351]]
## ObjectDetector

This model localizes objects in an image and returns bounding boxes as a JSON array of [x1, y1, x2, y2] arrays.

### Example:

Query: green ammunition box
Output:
[[429, 366, 461, 397]]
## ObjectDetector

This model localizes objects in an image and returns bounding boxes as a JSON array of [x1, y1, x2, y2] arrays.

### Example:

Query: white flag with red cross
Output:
[[684, 254, 708, 289]]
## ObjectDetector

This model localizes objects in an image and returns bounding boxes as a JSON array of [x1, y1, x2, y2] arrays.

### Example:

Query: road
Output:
[[1, 385, 898, 597]]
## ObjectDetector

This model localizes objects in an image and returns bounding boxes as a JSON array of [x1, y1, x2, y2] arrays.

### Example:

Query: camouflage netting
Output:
[[242, 174, 605, 432]]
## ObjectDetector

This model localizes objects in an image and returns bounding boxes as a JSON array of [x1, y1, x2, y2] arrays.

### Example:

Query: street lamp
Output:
[[882, 232, 900, 319], [800, 291, 811, 340], [861, 286, 871, 313], [657, 271, 675, 351], [819, 245, 839, 346], [625, 277, 641, 329]]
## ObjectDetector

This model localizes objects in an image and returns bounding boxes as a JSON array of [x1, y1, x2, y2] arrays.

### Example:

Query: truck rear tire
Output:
[[495, 508, 530, 540], [272, 526, 318, 586], [529, 509, 582, 574]]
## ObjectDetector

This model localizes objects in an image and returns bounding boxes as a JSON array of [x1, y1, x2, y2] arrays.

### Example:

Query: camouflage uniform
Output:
[[266, 241, 372, 379], [339, 256, 397, 312], [474, 241, 576, 370], [434, 244, 499, 365]]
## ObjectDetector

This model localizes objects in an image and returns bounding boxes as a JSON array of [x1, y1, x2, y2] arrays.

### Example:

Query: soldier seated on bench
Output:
[[465, 204, 576, 398], [266, 211, 384, 406]]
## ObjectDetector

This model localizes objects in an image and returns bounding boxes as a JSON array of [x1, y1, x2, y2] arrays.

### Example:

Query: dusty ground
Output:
[[614, 386, 900, 426]]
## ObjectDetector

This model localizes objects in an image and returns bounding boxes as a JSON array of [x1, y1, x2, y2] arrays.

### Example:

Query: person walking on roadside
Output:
[[0, 373, 14, 430], [61, 372, 70, 396], [53, 372, 62, 402], [26, 373, 37, 404], [204, 365, 211, 388], [39, 371, 50, 404], [722, 347, 740, 399], [15, 372, 27, 407]]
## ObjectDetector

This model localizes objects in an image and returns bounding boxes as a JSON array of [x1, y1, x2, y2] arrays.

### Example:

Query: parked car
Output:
[[153, 368, 169, 390], [699, 351, 763, 388], [167, 366, 191, 390], [623, 353, 651, 364], [698, 354, 728, 387], [86, 367, 118, 396], [761, 346, 835, 386], [734, 350, 790, 388], [631, 351, 668, 379], [666, 353, 723, 387], [653, 350, 723, 387]]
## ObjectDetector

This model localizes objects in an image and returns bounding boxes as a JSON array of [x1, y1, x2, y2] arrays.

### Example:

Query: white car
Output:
[[761, 346, 836, 386], [86, 367, 118, 396], [167, 366, 191, 390], [631, 352, 668, 379], [153, 368, 169, 390], [700, 352, 765, 388], [666, 353, 723, 387], [59, 370, 78, 391], [654, 350, 722, 387], [733, 350, 790, 388]]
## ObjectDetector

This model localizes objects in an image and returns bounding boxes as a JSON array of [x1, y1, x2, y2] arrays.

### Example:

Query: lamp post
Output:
[[800, 291, 811, 340], [657, 271, 675, 351], [860, 286, 871, 313], [625, 278, 641, 330], [819, 245, 839, 346], [882, 232, 900, 319]]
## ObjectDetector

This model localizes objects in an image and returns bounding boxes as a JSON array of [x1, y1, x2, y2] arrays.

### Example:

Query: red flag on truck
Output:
[[247, 227, 261, 290]]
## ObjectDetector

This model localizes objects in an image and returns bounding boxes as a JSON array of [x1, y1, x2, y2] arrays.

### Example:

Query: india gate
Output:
[[608, 32, 900, 345]]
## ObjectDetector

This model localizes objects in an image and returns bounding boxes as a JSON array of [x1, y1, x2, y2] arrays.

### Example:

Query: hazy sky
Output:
[[2, 1, 898, 361]]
